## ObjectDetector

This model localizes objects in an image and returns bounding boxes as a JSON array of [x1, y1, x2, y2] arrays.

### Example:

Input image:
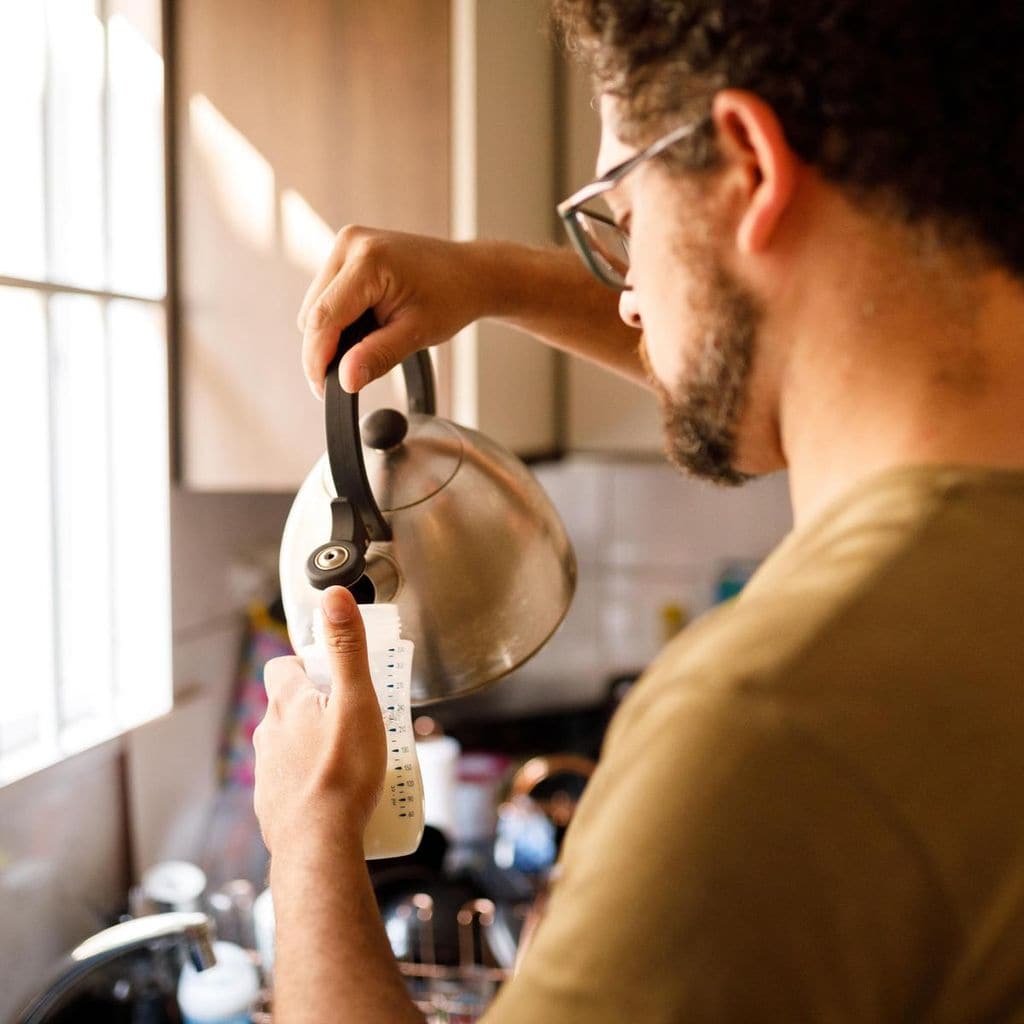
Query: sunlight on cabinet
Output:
[[178, 0, 450, 490]]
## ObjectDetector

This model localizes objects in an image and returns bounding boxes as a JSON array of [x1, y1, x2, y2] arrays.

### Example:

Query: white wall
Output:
[[127, 488, 293, 876]]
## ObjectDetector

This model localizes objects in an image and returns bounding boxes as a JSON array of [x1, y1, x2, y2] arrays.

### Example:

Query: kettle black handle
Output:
[[305, 309, 437, 591]]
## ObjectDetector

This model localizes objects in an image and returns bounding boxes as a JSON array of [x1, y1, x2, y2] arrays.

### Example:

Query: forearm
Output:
[[270, 833, 424, 1024], [466, 240, 649, 389]]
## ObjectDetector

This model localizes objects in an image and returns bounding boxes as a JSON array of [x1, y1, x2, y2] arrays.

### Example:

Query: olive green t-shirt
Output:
[[485, 465, 1024, 1023]]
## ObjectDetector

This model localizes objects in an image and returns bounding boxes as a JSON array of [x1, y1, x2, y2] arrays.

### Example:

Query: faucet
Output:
[[12, 911, 217, 1024]]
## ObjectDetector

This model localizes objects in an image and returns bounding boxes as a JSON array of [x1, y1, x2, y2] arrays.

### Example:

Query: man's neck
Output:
[[778, 251, 1024, 530]]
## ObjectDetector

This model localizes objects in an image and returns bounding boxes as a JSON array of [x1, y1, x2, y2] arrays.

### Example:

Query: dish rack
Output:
[[251, 897, 514, 1023]]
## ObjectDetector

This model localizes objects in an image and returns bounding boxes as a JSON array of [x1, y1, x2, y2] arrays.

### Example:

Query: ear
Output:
[[712, 90, 798, 253]]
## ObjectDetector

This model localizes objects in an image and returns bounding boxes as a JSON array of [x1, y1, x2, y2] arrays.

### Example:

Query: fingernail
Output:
[[308, 377, 320, 400], [323, 586, 350, 624]]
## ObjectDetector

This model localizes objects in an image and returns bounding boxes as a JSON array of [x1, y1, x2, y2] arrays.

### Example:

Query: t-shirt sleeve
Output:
[[482, 684, 953, 1024]]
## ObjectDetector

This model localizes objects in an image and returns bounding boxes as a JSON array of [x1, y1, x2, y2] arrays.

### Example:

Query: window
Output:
[[0, 0, 171, 784]]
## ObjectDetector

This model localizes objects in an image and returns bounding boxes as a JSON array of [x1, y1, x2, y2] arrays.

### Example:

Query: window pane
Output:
[[50, 293, 113, 727], [108, 10, 166, 298], [108, 299, 171, 724], [0, 6, 47, 280], [0, 0, 169, 784], [0, 288, 54, 760], [46, 0, 106, 290]]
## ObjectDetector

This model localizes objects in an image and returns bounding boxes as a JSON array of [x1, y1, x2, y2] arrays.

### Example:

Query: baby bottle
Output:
[[296, 603, 425, 859]]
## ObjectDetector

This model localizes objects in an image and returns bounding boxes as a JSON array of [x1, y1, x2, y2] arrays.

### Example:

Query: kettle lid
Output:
[[321, 411, 463, 511]]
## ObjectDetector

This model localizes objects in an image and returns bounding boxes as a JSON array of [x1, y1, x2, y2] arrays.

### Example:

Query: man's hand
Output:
[[297, 227, 645, 402], [298, 227, 488, 399], [253, 586, 386, 856]]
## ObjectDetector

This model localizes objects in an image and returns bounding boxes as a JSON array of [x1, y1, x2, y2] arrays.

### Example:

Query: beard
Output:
[[638, 243, 763, 487]]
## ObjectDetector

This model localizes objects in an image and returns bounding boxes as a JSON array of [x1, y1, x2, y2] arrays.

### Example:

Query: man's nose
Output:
[[618, 287, 642, 329]]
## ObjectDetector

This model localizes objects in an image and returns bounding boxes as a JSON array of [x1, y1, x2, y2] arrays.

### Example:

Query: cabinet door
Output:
[[176, 0, 450, 490], [559, 61, 663, 454]]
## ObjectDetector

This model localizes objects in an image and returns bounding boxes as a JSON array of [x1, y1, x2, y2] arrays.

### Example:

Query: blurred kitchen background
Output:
[[0, 1, 792, 1019]]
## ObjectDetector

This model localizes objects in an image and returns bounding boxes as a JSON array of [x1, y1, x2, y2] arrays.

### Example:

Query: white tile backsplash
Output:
[[607, 463, 792, 566], [599, 561, 712, 676]]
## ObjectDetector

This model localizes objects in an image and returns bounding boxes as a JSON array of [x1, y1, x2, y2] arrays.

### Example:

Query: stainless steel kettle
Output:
[[280, 310, 577, 704]]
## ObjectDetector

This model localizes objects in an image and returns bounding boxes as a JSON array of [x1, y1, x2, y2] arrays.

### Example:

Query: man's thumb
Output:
[[321, 587, 372, 697]]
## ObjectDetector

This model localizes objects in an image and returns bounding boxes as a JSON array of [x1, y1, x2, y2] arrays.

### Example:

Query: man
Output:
[[253, 1, 1024, 1020]]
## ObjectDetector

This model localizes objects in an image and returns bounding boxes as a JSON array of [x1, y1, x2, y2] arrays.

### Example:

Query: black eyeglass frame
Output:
[[556, 122, 699, 291]]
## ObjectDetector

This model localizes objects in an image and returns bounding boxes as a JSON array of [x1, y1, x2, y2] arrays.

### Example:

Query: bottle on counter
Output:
[[177, 940, 259, 1024], [413, 716, 461, 841]]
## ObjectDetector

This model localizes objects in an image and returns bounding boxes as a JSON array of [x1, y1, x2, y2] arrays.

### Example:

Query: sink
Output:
[[11, 914, 214, 1024]]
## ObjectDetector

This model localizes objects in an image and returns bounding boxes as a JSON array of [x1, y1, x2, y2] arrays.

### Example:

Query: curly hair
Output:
[[552, 0, 1024, 275]]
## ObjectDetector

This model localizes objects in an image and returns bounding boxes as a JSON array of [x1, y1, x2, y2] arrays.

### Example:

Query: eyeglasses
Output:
[[557, 122, 698, 291]]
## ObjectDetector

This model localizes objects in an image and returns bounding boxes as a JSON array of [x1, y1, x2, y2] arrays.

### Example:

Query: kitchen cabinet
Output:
[[176, 0, 559, 490], [557, 61, 663, 454]]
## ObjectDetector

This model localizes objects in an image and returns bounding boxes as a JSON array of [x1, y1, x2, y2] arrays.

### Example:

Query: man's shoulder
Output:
[[598, 464, 1024, 867], [611, 581, 863, 746], [619, 464, 1024, 747]]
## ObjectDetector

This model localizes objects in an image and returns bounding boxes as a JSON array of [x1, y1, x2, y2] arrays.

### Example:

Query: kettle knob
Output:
[[361, 408, 408, 451]]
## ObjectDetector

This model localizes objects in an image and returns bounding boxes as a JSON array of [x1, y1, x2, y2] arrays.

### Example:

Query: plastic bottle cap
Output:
[[140, 861, 207, 909], [177, 940, 259, 1021]]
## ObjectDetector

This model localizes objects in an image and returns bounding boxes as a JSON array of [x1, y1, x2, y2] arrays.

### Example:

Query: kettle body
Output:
[[279, 312, 576, 704]]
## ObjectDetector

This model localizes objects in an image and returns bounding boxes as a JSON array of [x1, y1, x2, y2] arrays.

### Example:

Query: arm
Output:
[[270, 836, 423, 1024], [253, 587, 424, 1024], [296, 227, 644, 397], [465, 239, 644, 385]]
